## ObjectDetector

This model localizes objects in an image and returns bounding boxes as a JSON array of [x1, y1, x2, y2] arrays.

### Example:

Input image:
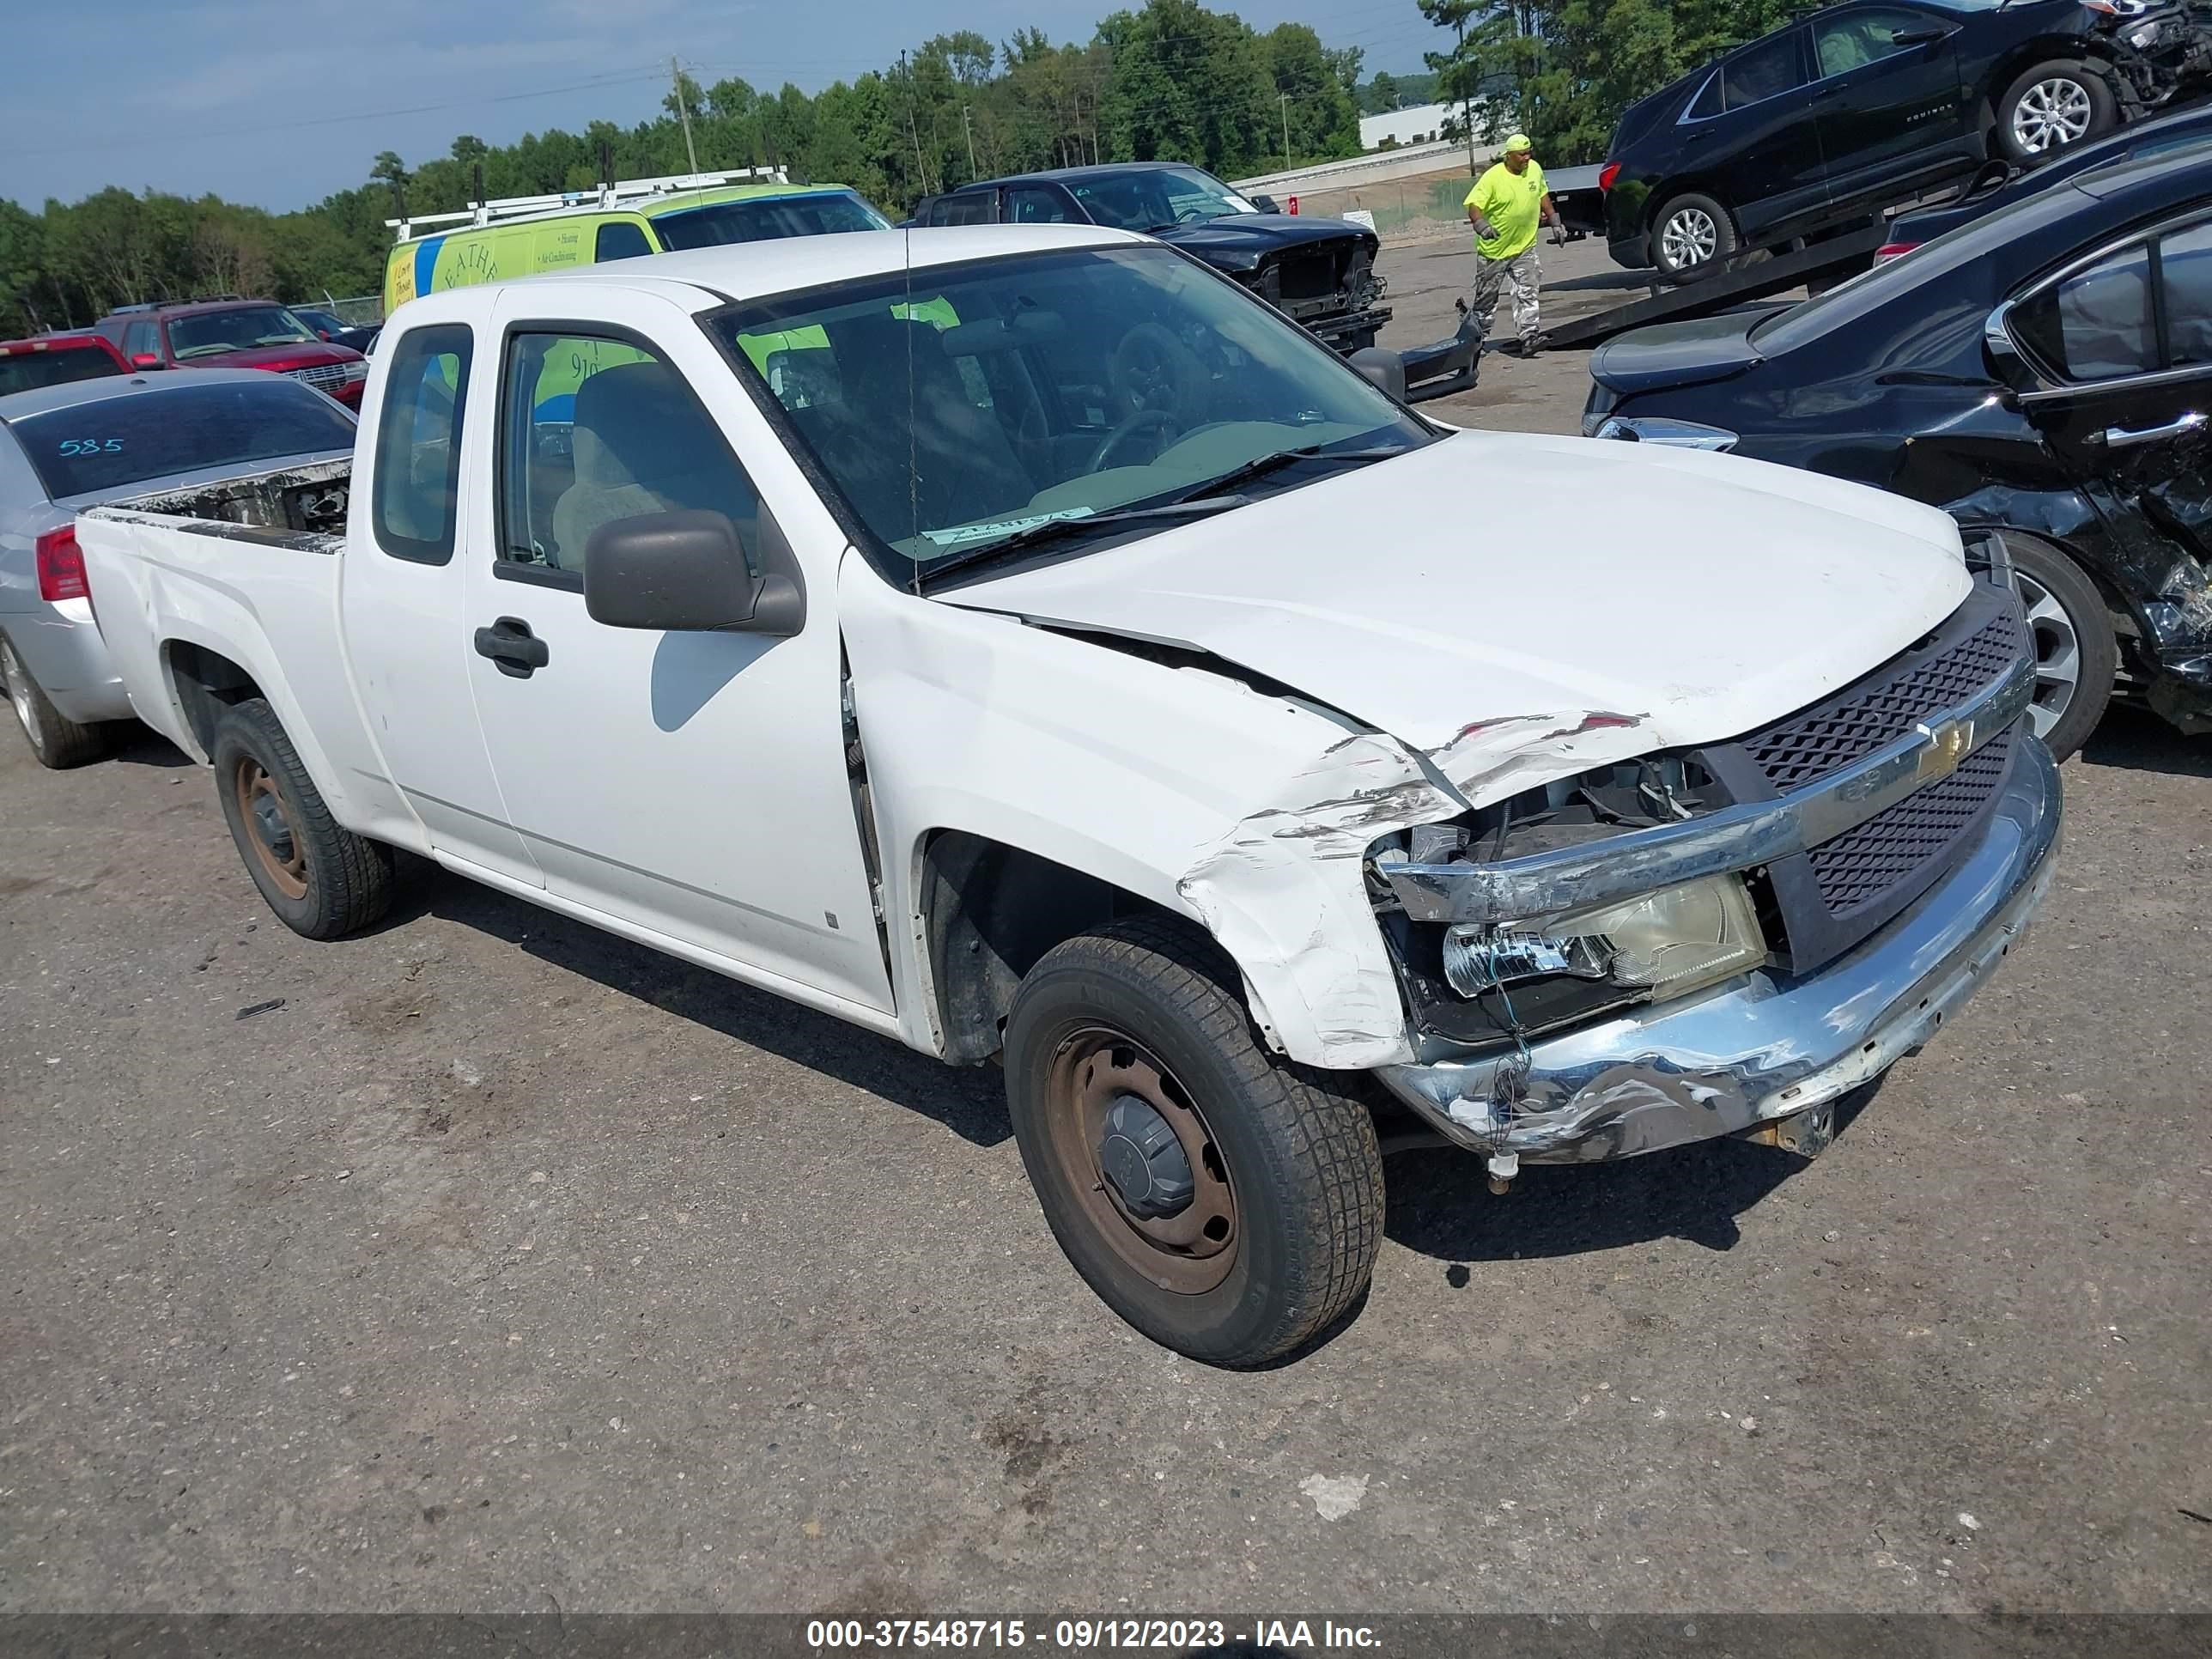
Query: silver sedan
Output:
[[0, 368, 356, 767]]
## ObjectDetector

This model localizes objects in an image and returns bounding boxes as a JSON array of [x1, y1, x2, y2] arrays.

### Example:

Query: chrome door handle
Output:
[[2102, 411, 2207, 448]]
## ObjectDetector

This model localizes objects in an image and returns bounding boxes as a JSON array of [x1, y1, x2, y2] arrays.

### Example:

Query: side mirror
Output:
[[131, 353, 161, 369], [1349, 346, 1408, 402], [1250, 193, 1279, 214], [582, 509, 805, 635]]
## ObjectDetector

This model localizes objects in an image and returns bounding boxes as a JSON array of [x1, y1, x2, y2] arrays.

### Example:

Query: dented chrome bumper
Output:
[[1376, 735, 2060, 1164]]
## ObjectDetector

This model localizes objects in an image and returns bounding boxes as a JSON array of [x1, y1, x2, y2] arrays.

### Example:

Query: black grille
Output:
[[1808, 727, 2014, 916], [1743, 602, 2025, 793], [1275, 251, 1343, 303]]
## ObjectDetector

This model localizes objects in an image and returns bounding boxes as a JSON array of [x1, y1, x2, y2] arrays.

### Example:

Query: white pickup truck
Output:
[[79, 226, 2059, 1364]]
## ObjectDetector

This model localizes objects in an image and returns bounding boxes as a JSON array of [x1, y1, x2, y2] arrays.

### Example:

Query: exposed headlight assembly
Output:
[[2129, 21, 2163, 47], [1442, 874, 1768, 1006], [1594, 414, 1741, 452]]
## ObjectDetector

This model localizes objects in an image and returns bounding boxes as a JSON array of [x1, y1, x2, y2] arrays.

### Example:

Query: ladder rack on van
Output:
[[385, 168, 790, 244]]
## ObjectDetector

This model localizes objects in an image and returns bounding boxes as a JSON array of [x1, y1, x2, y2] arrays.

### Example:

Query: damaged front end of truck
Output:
[[1340, 573, 2061, 1176]]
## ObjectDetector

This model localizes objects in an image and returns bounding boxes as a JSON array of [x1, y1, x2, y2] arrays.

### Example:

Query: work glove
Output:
[[1548, 222, 1567, 246]]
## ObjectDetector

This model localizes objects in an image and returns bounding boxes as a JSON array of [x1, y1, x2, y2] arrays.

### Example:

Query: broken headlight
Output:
[[1442, 874, 1767, 1005]]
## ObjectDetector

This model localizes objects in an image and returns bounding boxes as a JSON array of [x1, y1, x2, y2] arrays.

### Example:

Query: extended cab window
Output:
[[371, 323, 472, 564], [927, 193, 997, 227], [1006, 186, 1075, 224], [594, 220, 654, 261], [497, 331, 760, 582]]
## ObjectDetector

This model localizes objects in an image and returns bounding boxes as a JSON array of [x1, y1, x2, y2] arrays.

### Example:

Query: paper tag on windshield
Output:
[[920, 507, 1096, 549]]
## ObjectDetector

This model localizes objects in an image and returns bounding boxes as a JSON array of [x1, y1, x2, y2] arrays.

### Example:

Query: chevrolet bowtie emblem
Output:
[[1917, 717, 1972, 783]]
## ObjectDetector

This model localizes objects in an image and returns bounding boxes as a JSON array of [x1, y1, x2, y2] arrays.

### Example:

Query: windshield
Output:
[[715, 245, 1430, 576], [9, 378, 356, 501], [0, 344, 124, 398], [653, 191, 891, 249], [167, 306, 319, 359], [1064, 167, 1260, 233]]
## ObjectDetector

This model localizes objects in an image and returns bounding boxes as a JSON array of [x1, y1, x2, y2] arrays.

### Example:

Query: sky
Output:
[[2, 0, 1442, 213]]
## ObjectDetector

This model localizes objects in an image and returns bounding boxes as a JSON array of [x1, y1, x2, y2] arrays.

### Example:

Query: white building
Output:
[[1358, 102, 1455, 150]]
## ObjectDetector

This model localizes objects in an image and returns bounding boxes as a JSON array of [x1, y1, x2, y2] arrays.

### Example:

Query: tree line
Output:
[[0, 0, 1368, 336], [1, 1, 1825, 337], [1418, 1, 1803, 162]]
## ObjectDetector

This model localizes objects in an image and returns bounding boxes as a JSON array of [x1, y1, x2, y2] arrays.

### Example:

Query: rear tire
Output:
[[1650, 192, 1737, 284], [1, 634, 109, 769], [1004, 917, 1383, 1367], [1996, 62, 2117, 163], [212, 696, 393, 939], [2007, 534, 2116, 763]]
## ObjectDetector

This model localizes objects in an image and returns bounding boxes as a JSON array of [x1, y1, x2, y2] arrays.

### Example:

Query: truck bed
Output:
[[76, 454, 413, 853]]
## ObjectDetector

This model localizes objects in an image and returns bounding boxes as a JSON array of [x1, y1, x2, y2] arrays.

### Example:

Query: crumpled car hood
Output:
[[939, 429, 1972, 761]]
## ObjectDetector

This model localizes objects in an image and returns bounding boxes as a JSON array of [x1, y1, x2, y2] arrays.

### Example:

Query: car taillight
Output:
[[36, 526, 88, 602], [1598, 161, 1621, 192], [1875, 242, 1918, 264]]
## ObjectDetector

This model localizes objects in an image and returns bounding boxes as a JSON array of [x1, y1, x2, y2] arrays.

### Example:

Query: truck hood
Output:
[[187, 343, 363, 373], [1154, 213, 1373, 266], [938, 431, 1971, 760]]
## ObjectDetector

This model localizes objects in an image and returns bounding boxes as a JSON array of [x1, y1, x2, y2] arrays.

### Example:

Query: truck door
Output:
[[459, 289, 893, 1014], [342, 317, 545, 889]]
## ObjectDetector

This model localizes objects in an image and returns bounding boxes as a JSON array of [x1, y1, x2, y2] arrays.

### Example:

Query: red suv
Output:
[[95, 300, 368, 408], [0, 331, 131, 398]]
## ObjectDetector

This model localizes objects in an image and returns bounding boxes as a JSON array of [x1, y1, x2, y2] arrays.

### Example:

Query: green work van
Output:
[[383, 177, 892, 318]]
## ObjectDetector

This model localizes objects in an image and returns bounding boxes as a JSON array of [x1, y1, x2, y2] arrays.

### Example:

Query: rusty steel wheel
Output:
[[1041, 1027, 1238, 1296], [234, 756, 309, 901], [1004, 918, 1384, 1367], [211, 697, 394, 940]]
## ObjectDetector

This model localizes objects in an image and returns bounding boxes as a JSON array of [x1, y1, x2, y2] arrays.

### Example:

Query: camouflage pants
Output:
[[1468, 246, 1542, 348]]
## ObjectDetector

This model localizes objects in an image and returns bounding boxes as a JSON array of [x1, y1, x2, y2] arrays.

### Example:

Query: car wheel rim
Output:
[[1042, 1027, 1237, 1296], [234, 757, 309, 900], [2015, 571, 2081, 740], [2013, 78, 2094, 152], [1662, 209, 1717, 270]]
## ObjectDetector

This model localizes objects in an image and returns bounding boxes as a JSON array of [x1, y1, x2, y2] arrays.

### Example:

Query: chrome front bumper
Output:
[[1376, 736, 2061, 1164]]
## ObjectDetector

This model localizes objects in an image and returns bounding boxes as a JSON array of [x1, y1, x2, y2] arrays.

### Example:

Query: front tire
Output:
[[0, 634, 109, 769], [212, 696, 393, 939], [1650, 192, 1738, 283], [1996, 63, 2117, 163], [1004, 917, 1383, 1367], [2008, 534, 2116, 763]]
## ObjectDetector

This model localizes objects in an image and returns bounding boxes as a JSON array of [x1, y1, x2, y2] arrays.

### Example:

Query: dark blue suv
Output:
[[1600, 0, 2212, 282]]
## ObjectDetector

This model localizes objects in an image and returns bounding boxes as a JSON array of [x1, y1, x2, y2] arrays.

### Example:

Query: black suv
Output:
[[914, 163, 1391, 354], [1583, 147, 2212, 761], [1601, 0, 2212, 282]]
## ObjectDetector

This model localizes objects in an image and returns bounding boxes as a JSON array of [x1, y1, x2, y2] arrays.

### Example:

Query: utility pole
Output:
[[962, 106, 977, 178], [1458, 20, 1477, 175], [671, 55, 700, 178], [1279, 92, 1292, 170]]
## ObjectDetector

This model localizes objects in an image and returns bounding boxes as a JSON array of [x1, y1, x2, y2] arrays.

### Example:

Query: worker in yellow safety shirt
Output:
[[1463, 133, 1563, 357]]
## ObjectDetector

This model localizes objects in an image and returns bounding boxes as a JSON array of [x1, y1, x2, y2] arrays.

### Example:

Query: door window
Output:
[[1724, 30, 1808, 110], [123, 321, 158, 362], [371, 323, 472, 564], [1683, 70, 1723, 122], [2026, 245, 2156, 380], [496, 330, 760, 581], [2160, 221, 2212, 368], [1814, 8, 1929, 79], [1006, 185, 1075, 224], [594, 220, 654, 262]]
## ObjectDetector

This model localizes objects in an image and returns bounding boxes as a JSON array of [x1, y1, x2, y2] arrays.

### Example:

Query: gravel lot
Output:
[[3, 238, 2210, 1620]]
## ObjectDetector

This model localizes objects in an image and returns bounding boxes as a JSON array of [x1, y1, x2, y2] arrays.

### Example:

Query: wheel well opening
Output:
[[165, 641, 263, 756], [921, 830, 1176, 1065]]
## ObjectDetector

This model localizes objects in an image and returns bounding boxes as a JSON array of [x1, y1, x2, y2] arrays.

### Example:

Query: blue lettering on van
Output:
[[413, 234, 447, 299]]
